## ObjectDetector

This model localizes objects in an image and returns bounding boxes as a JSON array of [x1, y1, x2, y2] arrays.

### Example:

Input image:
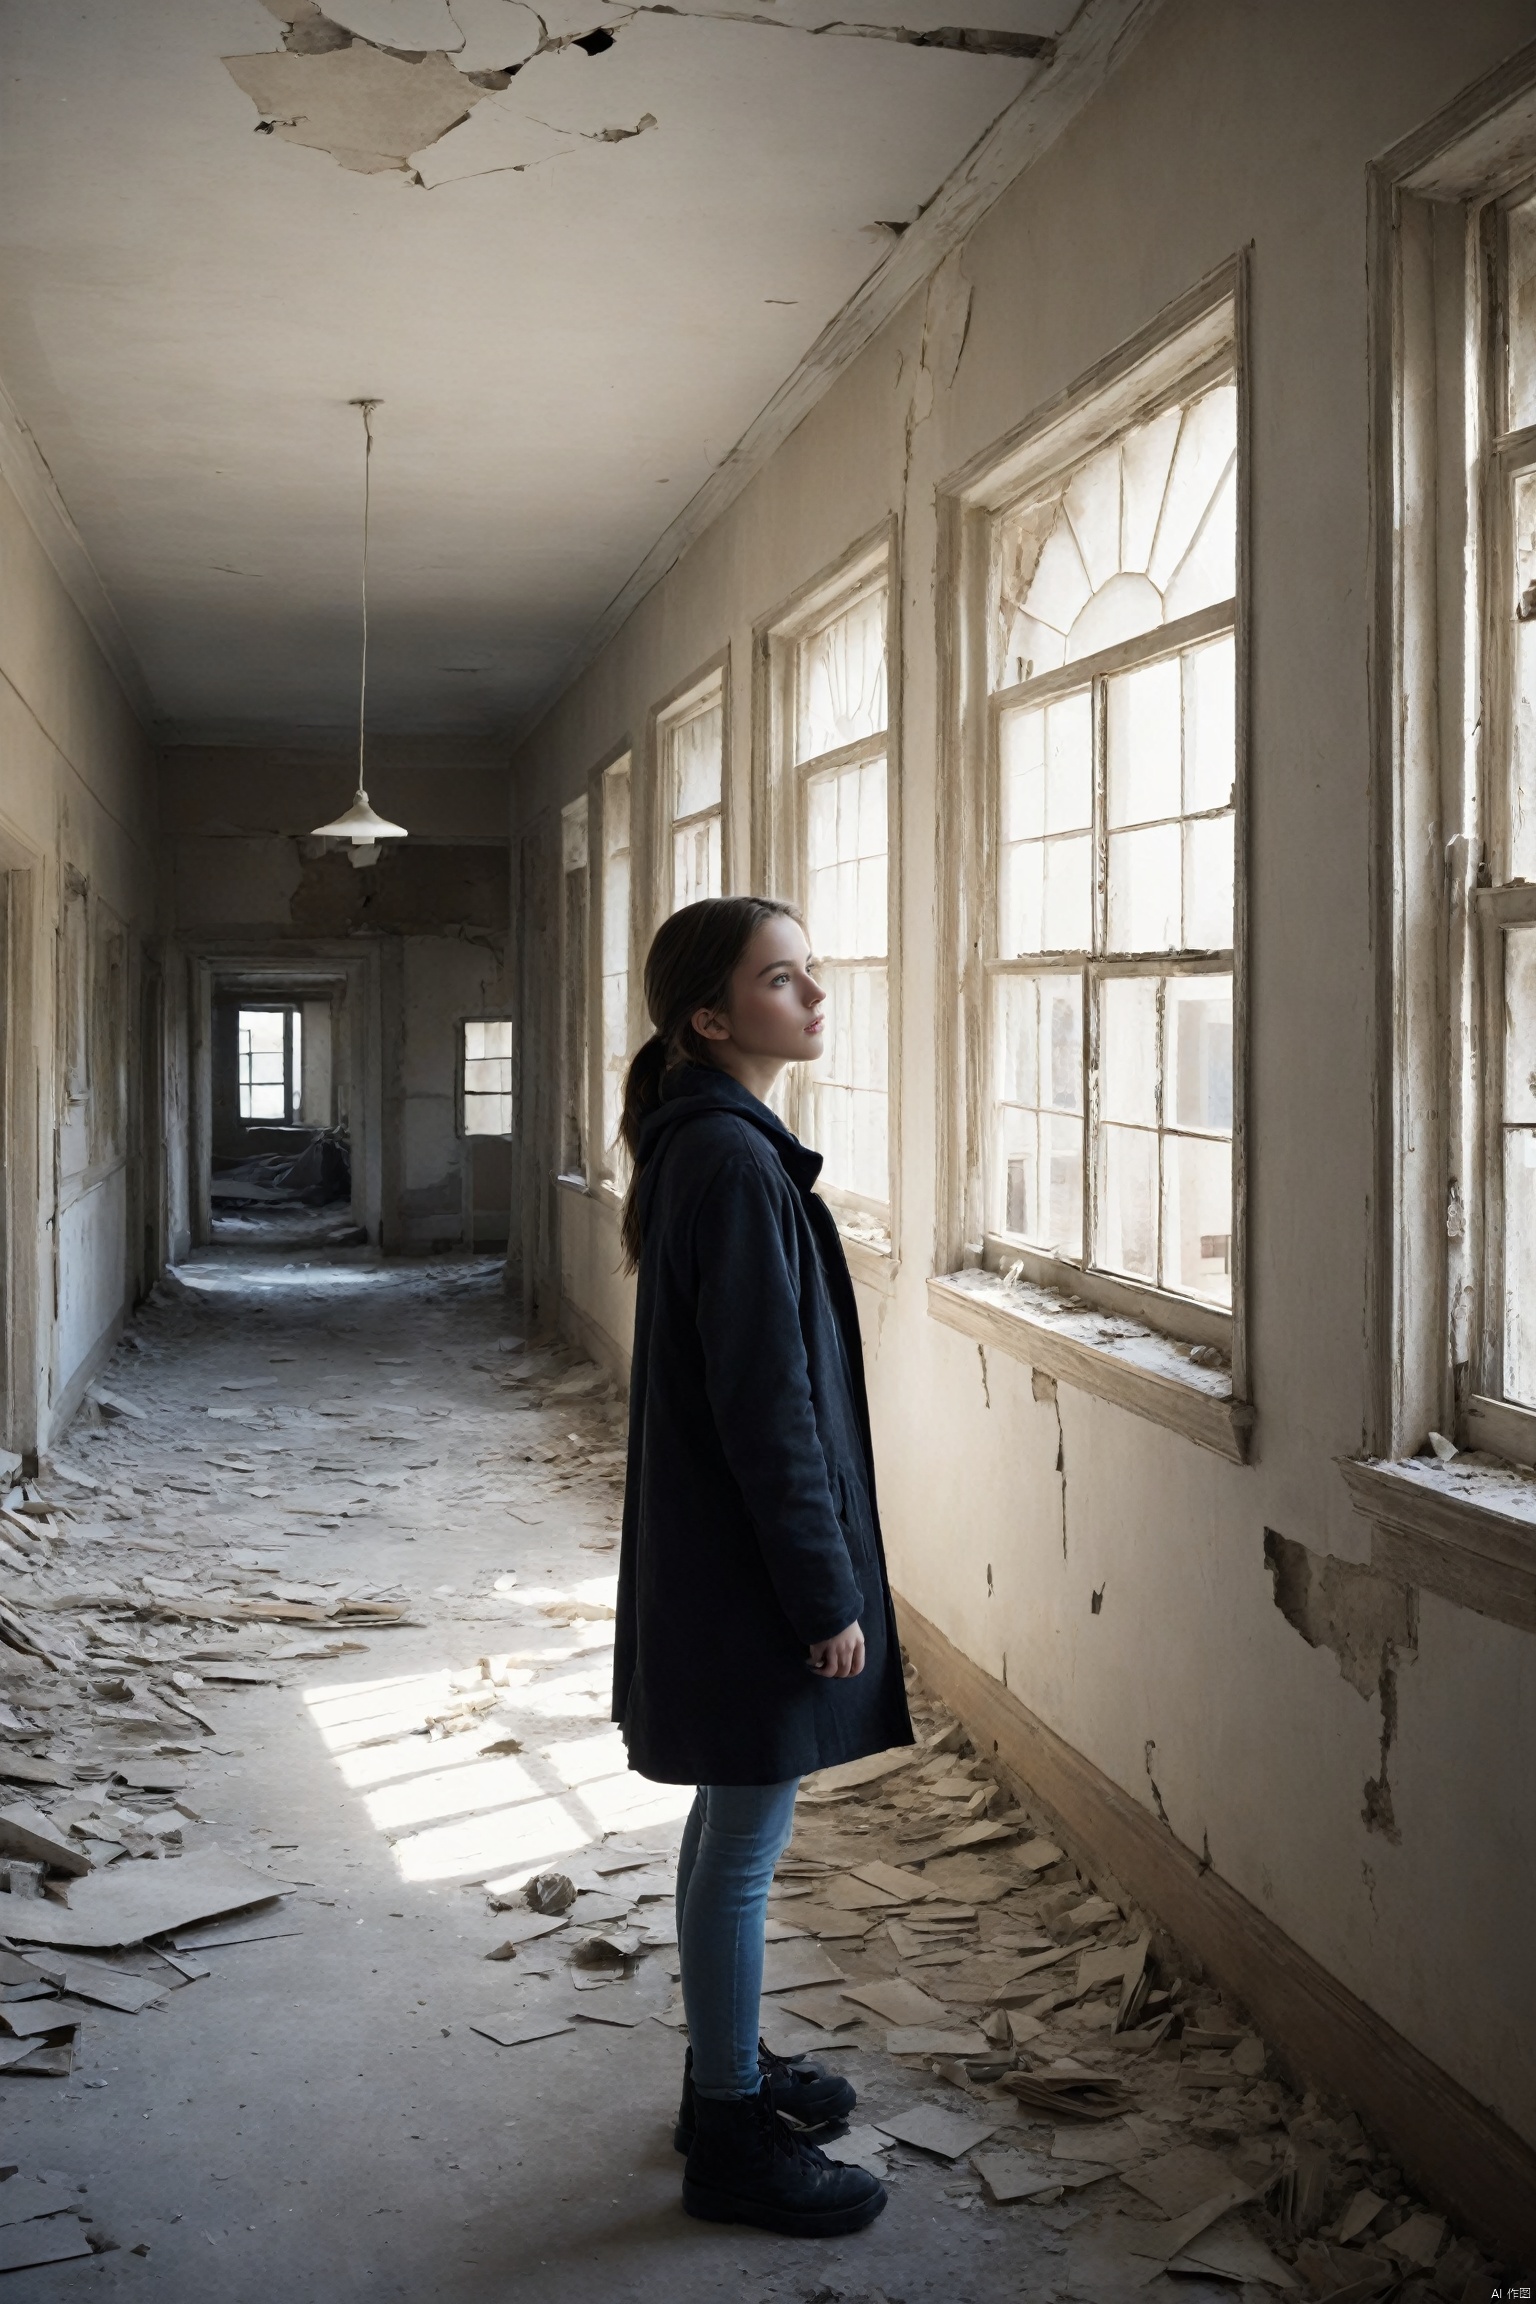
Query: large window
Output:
[[461, 1020, 512, 1138], [238, 1007, 301, 1123], [659, 675, 724, 912], [1477, 189, 1536, 1433], [982, 361, 1239, 1322], [599, 755, 632, 1185], [787, 571, 891, 1237]]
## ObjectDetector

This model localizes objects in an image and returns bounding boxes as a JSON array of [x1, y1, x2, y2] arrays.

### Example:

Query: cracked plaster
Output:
[[232, 0, 1050, 180]]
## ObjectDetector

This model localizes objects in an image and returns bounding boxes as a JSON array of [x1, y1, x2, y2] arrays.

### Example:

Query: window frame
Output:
[[236, 1003, 301, 1126], [1469, 190, 1536, 1459], [757, 526, 900, 1266], [652, 654, 730, 920], [558, 795, 590, 1186], [594, 745, 634, 1199], [938, 271, 1249, 1380], [1370, 79, 1536, 1477], [458, 1015, 514, 1141]]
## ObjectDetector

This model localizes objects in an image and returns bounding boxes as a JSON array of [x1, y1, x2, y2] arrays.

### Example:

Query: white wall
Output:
[[0, 454, 159, 1449], [506, 0, 1536, 2172]]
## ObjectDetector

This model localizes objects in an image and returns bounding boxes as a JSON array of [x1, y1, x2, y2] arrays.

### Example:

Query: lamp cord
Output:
[[354, 398, 378, 797]]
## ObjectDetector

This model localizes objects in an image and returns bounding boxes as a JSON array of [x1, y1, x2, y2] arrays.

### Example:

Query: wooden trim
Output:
[[557, 1290, 631, 1394], [1341, 1454, 1536, 1636], [927, 1273, 1252, 1462], [1464, 1389, 1536, 1467], [896, 1597, 1536, 2266], [988, 596, 1236, 713]]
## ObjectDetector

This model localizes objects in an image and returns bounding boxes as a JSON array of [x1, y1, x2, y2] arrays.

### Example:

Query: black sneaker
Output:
[[681, 2075, 886, 2237], [673, 2040, 857, 2152]]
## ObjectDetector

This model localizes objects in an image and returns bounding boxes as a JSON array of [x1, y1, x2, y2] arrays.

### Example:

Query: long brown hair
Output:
[[618, 895, 801, 1270]]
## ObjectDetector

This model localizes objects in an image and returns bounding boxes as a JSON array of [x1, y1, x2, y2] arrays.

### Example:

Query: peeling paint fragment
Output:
[[1262, 1528, 1414, 1700], [226, 35, 484, 173], [1264, 1529, 1415, 1846], [585, 109, 656, 138], [976, 1341, 991, 1409]]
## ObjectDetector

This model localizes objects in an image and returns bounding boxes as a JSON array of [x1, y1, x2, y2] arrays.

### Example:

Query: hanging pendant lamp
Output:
[[312, 398, 408, 870]]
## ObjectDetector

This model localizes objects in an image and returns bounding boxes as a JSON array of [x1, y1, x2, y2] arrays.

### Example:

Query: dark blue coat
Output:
[[612, 1065, 913, 1784]]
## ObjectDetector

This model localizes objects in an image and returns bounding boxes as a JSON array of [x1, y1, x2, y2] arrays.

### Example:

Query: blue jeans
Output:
[[675, 1779, 800, 2098]]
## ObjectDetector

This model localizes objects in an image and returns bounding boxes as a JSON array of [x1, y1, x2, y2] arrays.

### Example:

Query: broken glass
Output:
[[992, 378, 1237, 688], [796, 586, 887, 762]]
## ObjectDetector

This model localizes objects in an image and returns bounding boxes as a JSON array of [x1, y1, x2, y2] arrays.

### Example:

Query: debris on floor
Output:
[[0, 1254, 1511, 2302]]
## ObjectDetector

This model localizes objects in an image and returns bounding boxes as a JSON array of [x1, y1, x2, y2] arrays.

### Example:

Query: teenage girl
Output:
[[612, 895, 913, 2236]]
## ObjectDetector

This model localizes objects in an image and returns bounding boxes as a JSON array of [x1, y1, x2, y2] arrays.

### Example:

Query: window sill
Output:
[[1340, 1455, 1536, 1636], [843, 1233, 896, 1295], [927, 1270, 1253, 1464]]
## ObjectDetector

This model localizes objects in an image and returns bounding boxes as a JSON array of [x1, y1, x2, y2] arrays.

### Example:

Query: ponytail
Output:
[[617, 895, 801, 1272]]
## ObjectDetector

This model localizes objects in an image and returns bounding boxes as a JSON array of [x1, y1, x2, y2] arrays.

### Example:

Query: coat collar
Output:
[[637, 1063, 824, 1192]]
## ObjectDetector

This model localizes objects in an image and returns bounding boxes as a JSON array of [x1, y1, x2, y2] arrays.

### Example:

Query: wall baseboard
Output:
[[558, 1296, 631, 1395], [897, 1597, 1536, 2265]]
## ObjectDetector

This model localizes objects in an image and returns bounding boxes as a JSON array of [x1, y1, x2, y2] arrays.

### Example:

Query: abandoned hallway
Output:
[[4, 0, 1536, 2296]]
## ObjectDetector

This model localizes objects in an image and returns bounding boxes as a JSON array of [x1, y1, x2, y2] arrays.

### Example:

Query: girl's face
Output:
[[693, 915, 826, 1074]]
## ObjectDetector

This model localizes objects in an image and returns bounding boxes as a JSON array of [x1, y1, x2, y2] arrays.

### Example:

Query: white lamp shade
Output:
[[312, 788, 407, 842]]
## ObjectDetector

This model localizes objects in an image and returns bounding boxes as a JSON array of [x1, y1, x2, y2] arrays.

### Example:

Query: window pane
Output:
[[809, 962, 887, 1203], [1100, 975, 1157, 1125], [1107, 657, 1181, 828], [1184, 634, 1236, 812], [1183, 813, 1235, 950], [1163, 1132, 1232, 1304], [464, 1020, 512, 1063], [796, 586, 887, 761], [1148, 385, 1238, 597], [997, 973, 1040, 1109], [1505, 927, 1536, 1408], [603, 765, 631, 859], [1045, 692, 1092, 831], [1108, 822, 1181, 950], [671, 701, 722, 823], [1042, 835, 1092, 951], [464, 1057, 511, 1095], [994, 973, 1082, 1256], [807, 755, 887, 960], [1001, 704, 1045, 837], [1168, 975, 1233, 1132], [465, 1092, 512, 1138], [1001, 839, 1044, 958], [246, 1085, 286, 1119], [1512, 472, 1536, 881], [673, 814, 721, 911], [239, 1010, 286, 1052], [1098, 1123, 1158, 1280], [1508, 191, 1536, 434], [1506, 1127, 1536, 1409]]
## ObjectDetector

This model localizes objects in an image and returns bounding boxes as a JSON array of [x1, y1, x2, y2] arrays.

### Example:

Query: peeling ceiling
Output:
[[0, 0, 1079, 741]]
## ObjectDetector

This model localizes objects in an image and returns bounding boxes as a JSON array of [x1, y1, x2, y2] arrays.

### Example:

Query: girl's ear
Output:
[[691, 1004, 731, 1044]]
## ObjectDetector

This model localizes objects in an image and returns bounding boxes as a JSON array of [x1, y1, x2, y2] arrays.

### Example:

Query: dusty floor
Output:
[[0, 1252, 1493, 2303]]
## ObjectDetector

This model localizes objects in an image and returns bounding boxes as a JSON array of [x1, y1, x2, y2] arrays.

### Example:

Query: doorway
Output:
[[192, 951, 382, 1249]]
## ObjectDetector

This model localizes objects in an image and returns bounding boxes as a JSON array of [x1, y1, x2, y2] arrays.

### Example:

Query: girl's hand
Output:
[[808, 1621, 865, 1678]]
